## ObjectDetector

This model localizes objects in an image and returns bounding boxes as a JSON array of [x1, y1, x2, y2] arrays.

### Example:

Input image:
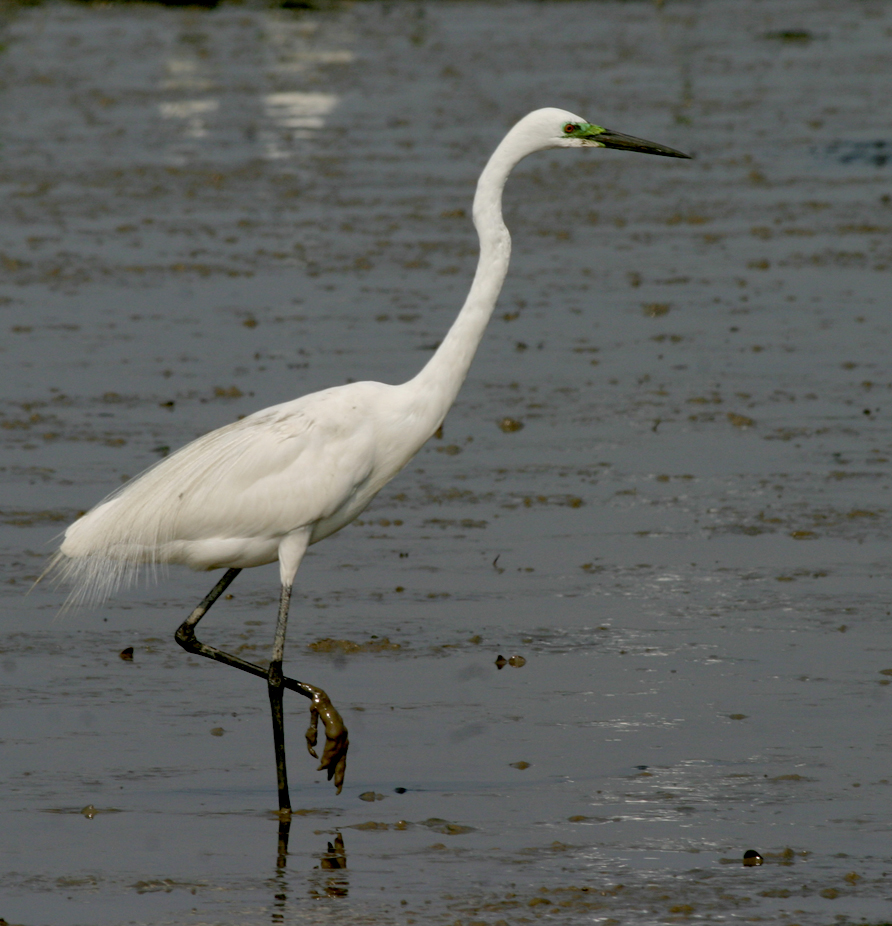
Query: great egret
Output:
[[48, 108, 690, 813]]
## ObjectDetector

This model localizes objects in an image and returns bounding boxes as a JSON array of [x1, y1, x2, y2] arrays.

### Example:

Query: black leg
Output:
[[174, 570, 350, 798], [268, 584, 293, 813], [176, 569, 312, 695]]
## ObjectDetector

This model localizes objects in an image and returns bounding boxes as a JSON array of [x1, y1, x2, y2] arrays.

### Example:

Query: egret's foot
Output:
[[304, 685, 349, 793]]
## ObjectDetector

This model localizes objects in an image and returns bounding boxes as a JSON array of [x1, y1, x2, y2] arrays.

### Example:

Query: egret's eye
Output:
[[563, 123, 580, 134]]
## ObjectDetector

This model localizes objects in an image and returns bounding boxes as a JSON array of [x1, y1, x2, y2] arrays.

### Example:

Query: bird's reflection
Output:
[[270, 820, 348, 921], [276, 815, 291, 870], [270, 819, 290, 924], [320, 833, 347, 870], [311, 833, 348, 898]]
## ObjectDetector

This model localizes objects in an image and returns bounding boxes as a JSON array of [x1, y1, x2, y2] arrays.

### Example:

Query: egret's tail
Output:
[[38, 545, 163, 611]]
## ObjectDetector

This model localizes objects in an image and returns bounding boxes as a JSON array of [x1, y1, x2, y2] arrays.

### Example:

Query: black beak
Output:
[[589, 128, 692, 159]]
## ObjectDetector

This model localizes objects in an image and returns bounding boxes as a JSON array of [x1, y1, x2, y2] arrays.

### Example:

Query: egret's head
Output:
[[510, 108, 691, 160]]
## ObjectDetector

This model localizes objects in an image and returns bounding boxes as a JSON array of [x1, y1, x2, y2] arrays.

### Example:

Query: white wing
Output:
[[52, 380, 425, 605]]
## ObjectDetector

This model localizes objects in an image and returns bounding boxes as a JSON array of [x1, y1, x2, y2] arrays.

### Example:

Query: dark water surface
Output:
[[2, 1, 891, 923]]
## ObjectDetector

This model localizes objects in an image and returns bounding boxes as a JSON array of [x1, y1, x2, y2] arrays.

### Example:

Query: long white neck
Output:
[[406, 128, 533, 426]]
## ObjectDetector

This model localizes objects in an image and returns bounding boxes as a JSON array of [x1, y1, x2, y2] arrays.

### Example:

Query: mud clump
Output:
[[308, 637, 402, 654]]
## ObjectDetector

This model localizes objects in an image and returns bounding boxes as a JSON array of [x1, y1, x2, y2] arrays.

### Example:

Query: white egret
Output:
[[47, 108, 690, 812]]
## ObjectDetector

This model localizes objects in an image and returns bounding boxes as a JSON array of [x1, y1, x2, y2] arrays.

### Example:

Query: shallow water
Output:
[[2, 0, 892, 923]]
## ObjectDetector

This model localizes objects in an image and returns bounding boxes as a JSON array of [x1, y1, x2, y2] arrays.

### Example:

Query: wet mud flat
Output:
[[1, 0, 892, 923]]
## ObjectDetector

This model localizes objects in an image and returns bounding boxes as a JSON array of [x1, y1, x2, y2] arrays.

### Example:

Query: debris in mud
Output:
[[727, 412, 755, 428], [495, 654, 526, 669], [420, 818, 474, 835], [308, 637, 401, 654], [822, 139, 892, 167], [498, 417, 523, 433], [213, 385, 243, 399], [763, 29, 815, 43]]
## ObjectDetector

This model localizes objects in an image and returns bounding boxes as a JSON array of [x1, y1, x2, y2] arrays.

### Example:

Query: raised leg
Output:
[[174, 570, 349, 802]]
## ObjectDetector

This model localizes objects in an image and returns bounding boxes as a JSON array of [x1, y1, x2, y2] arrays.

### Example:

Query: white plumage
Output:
[[46, 108, 690, 808], [53, 380, 433, 603]]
